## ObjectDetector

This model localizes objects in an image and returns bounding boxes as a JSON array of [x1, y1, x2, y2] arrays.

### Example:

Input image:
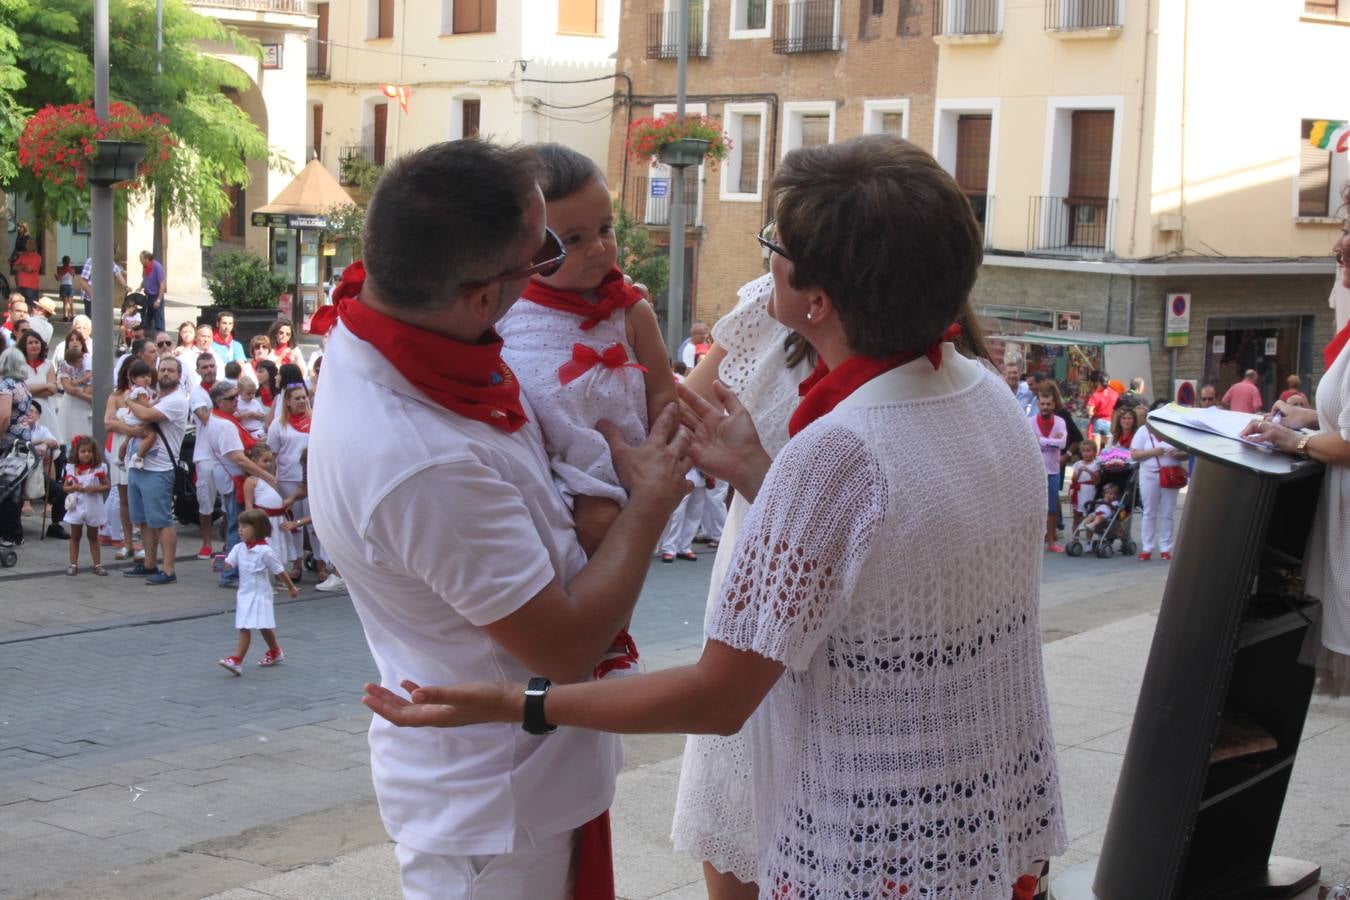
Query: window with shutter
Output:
[[558, 0, 600, 33], [373, 104, 388, 165], [1299, 119, 1333, 217], [746, 0, 767, 28], [737, 114, 761, 194], [312, 104, 324, 162], [462, 99, 481, 139], [954, 114, 991, 195], [316, 3, 329, 71], [880, 111, 904, 137], [453, 0, 496, 33], [799, 114, 830, 148], [1067, 110, 1112, 202], [377, 0, 394, 38]]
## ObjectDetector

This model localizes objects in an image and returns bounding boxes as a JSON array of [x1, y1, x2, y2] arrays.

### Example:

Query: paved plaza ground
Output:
[[1, 498, 1347, 898]]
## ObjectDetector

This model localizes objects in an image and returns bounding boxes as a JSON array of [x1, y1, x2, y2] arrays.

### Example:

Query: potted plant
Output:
[[627, 113, 731, 169], [17, 102, 174, 222], [202, 251, 289, 344]]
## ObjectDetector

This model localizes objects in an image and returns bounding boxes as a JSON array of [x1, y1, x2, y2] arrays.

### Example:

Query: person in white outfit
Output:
[[658, 469, 706, 562], [1130, 418, 1188, 561], [363, 135, 1066, 900], [63, 434, 110, 576], [217, 509, 298, 675], [698, 478, 728, 546]]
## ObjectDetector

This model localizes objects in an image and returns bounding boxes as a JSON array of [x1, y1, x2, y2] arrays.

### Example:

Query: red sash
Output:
[[308, 262, 528, 432], [521, 269, 643, 331], [573, 811, 614, 900], [787, 326, 958, 438]]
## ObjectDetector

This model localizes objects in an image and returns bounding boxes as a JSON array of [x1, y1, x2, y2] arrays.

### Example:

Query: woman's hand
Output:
[[1240, 419, 1305, 454], [362, 679, 522, 729], [677, 381, 771, 501]]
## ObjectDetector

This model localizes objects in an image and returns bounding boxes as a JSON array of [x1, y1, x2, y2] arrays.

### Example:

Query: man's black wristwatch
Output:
[[522, 677, 556, 735]]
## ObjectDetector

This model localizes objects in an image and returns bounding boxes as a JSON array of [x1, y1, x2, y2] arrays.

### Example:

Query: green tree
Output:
[[322, 202, 365, 260], [0, 0, 277, 235], [615, 206, 668, 300]]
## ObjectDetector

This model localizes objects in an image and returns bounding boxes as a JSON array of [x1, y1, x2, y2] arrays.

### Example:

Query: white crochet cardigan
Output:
[[707, 345, 1067, 898]]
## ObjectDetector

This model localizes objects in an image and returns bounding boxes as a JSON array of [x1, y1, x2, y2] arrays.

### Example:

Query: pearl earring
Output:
[[806, 311, 813, 321]]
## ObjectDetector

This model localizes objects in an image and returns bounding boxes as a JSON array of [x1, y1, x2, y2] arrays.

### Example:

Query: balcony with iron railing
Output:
[[627, 176, 703, 228], [935, 0, 1001, 37], [1027, 195, 1115, 257], [647, 6, 709, 58], [307, 33, 330, 78], [339, 146, 389, 183], [772, 0, 840, 53], [1044, 0, 1122, 31], [192, 0, 309, 13]]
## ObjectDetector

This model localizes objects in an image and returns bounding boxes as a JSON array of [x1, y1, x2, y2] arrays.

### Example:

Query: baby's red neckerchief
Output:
[[521, 268, 643, 331], [787, 326, 960, 438], [308, 262, 527, 432]]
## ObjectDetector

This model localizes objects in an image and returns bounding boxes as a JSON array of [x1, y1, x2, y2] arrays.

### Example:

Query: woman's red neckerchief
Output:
[[307, 262, 527, 432], [1326, 318, 1350, 370], [521, 268, 643, 331], [287, 413, 312, 434], [1036, 412, 1055, 437], [787, 325, 961, 438], [212, 408, 258, 451]]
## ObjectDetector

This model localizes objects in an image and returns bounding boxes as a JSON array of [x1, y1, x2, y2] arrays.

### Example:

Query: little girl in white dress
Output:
[[497, 144, 678, 678], [64, 434, 111, 576], [242, 443, 297, 567]]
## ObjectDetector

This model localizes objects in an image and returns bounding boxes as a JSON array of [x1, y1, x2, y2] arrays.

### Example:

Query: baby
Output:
[[118, 359, 158, 469], [1081, 482, 1122, 534], [235, 375, 268, 440], [496, 143, 678, 678], [119, 298, 142, 349]]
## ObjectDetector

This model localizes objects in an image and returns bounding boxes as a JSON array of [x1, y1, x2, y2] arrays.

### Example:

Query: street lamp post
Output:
[[92, 0, 113, 451], [664, 0, 691, 357]]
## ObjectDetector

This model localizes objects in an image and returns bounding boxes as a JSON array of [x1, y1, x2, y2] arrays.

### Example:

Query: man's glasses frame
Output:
[[466, 227, 566, 289], [756, 222, 791, 263]]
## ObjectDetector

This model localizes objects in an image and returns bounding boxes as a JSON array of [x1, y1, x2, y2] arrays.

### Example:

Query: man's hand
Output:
[[677, 381, 771, 500], [599, 402, 692, 514], [362, 679, 521, 729]]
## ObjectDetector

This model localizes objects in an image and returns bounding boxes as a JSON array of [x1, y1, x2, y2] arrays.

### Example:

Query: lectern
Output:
[[1054, 418, 1326, 899]]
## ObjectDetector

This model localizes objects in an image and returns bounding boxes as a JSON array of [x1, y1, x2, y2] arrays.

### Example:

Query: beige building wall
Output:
[[307, 0, 619, 183]]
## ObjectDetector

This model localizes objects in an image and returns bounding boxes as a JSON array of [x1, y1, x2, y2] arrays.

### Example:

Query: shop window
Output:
[[559, 0, 601, 33], [1203, 316, 1314, 409]]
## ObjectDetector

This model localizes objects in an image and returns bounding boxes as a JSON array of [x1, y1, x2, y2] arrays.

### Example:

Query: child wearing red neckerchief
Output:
[[218, 508, 298, 676], [496, 143, 678, 678], [64, 435, 111, 576]]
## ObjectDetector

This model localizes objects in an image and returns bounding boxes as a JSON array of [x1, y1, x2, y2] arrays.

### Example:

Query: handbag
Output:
[[1159, 465, 1188, 489]]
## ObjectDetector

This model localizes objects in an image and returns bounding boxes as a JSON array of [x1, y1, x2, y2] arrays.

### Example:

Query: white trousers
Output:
[[699, 479, 728, 542], [660, 475, 705, 556], [1137, 475, 1179, 554], [394, 829, 575, 900]]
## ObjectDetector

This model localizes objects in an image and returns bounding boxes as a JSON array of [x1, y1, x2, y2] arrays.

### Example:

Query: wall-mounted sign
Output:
[[649, 178, 669, 198], [251, 212, 329, 229], [262, 44, 283, 70], [1264, 337, 1278, 356], [1211, 334, 1225, 355], [1174, 379, 1196, 406], [1056, 311, 1081, 331], [1164, 293, 1190, 348]]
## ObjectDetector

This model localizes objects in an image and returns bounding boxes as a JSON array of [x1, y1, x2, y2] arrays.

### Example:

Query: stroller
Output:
[[0, 439, 44, 568], [1066, 449, 1139, 559]]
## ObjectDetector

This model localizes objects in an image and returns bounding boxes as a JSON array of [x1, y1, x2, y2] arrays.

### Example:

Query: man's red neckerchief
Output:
[[307, 262, 527, 432], [521, 268, 643, 331], [212, 408, 257, 451], [1036, 413, 1055, 437], [787, 326, 961, 438]]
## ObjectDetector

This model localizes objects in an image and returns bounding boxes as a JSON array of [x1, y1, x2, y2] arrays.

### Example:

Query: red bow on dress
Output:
[[787, 325, 961, 437], [521, 268, 643, 331], [557, 343, 648, 386], [307, 262, 527, 432]]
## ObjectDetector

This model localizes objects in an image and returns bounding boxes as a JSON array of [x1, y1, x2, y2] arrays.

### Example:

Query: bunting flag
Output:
[[381, 83, 411, 113], [1308, 119, 1350, 153]]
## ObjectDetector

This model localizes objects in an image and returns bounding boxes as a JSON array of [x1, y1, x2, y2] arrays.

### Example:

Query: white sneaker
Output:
[[315, 574, 345, 592]]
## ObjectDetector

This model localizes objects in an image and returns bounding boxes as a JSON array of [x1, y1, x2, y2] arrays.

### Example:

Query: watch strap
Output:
[[1295, 432, 1313, 458], [522, 677, 556, 735]]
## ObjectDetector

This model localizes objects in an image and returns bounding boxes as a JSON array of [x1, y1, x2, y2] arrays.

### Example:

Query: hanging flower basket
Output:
[[17, 102, 175, 195], [627, 114, 730, 169]]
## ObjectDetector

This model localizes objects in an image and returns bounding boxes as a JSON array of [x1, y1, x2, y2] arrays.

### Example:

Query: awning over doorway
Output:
[[250, 159, 354, 229]]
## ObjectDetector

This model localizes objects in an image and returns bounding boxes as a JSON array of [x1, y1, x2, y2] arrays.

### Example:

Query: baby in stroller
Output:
[[1068, 475, 1139, 559]]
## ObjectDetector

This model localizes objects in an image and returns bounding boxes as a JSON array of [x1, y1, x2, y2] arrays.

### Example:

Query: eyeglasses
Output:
[[221, 393, 239, 401], [756, 222, 791, 262], [467, 227, 566, 288], [156, 340, 174, 348]]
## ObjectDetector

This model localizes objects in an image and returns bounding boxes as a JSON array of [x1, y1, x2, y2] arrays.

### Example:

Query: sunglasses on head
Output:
[[756, 221, 791, 263], [465, 227, 566, 289]]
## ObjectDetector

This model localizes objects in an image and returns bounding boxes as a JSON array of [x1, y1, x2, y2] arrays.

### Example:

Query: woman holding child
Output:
[[365, 136, 1066, 898]]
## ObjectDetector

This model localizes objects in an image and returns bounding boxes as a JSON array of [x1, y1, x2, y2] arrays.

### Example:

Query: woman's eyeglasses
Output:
[[468, 227, 566, 288], [756, 222, 790, 262]]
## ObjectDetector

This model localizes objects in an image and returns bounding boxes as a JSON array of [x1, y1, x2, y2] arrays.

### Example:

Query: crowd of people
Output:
[[3, 131, 1347, 897]]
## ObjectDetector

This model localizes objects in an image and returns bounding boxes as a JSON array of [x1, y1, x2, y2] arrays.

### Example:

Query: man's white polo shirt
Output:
[[309, 323, 622, 857]]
